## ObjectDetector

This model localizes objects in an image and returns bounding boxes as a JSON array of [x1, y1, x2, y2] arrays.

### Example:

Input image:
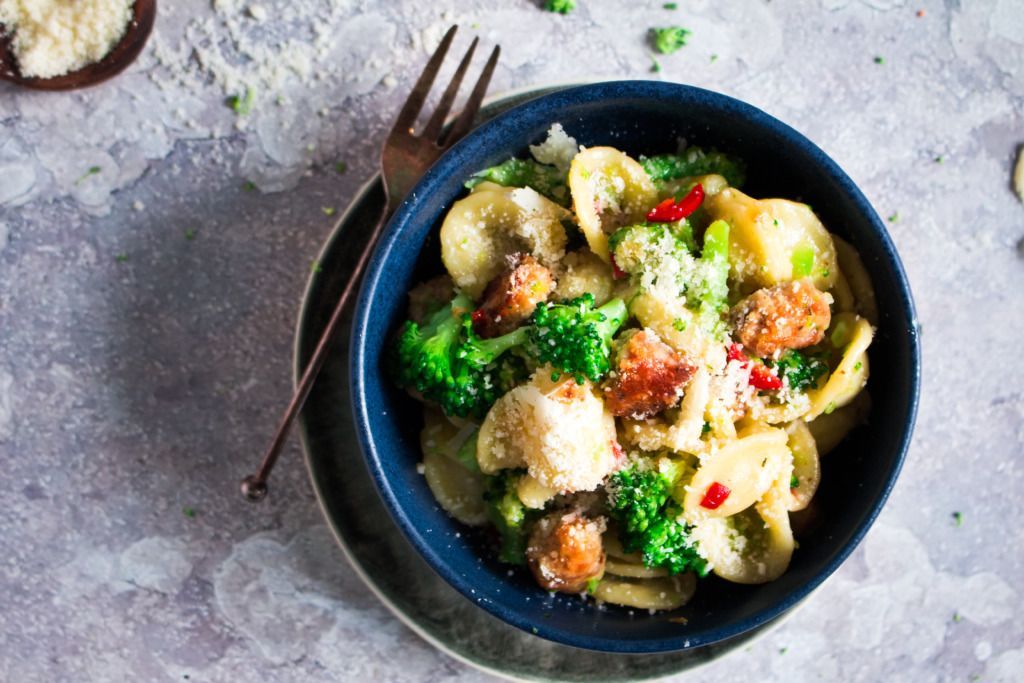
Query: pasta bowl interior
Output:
[[351, 81, 919, 653]]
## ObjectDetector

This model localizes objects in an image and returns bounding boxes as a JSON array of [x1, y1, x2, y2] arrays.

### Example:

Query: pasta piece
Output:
[[805, 313, 873, 420], [568, 147, 658, 262], [704, 188, 838, 293], [659, 173, 730, 201], [630, 291, 727, 373], [554, 249, 616, 305], [831, 268, 855, 314], [422, 450, 489, 526], [806, 390, 872, 455], [785, 419, 820, 511], [516, 474, 558, 509], [681, 428, 790, 520], [689, 483, 795, 584], [440, 188, 569, 298], [592, 573, 696, 610], [478, 370, 618, 492], [604, 557, 670, 579], [620, 367, 711, 455], [833, 235, 879, 325], [420, 407, 479, 471]]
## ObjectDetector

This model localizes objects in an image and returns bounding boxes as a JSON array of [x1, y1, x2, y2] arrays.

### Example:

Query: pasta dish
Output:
[[389, 124, 876, 611]]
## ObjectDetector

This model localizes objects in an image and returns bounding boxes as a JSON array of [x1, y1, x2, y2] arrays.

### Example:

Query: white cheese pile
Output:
[[0, 0, 133, 78]]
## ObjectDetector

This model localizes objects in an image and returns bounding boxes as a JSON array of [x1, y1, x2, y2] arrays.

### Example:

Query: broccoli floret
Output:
[[392, 294, 528, 418], [609, 222, 696, 271], [544, 0, 576, 14], [607, 462, 708, 576], [464, 158, 569, 205], [770, 349, 828, 392], [640, 147, 747, 188], [528, 294, 627, 383], [484, 470, 531, 565], [651, 26, 691, 55]]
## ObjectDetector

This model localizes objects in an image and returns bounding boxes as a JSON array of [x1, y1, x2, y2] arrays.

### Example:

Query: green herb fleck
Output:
[[311, 260, 323, 274], [888, 212, 900, 223], [779, 647, 788, 655], [874, 55, 885, 64], [544, 0, 576, 14], [952, 612, 963, 623], [114, 252, 129, 263], [532, 627, 539, 634], [710, 53, 719, 63], [853, 361, 863, 371], [227, 87, 256, 115], [335, 161, 348, 174], [822, 268, 831, 277], [952, 511, 963, 527], [701, 421, 711, 434], [934, 155, 944, 164], [790, 475, 799, 489], [652, 26, 691, 54], [586, 578, 600, 594], [651, 57, 662, 73], [183, 506, 197, 518], [75, 165, 102, 185], [322, 206, 336, 216], [663, 2, 678, 8], [184, 228, 197, 241], [242, 180, 257, 192], [672, 318, 687, 332], [824, 402, 837, 415]]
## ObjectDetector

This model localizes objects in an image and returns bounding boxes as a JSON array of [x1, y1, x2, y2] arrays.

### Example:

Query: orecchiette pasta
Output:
[[393, 127, 877, 613]]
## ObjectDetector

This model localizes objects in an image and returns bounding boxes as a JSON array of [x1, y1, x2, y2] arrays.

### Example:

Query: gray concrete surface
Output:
[[1, 1, 1022, 681]]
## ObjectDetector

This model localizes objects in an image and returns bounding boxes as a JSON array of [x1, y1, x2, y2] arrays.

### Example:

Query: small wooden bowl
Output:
[[0, 0, 156, 91]]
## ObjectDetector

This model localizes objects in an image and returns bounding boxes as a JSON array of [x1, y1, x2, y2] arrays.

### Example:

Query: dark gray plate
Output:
[[294, 86, 799, 681]]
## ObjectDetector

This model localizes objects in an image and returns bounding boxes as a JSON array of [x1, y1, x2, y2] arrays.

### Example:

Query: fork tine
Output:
[[421, 37, 478, 142], [390, 25, 458, 135], [441, 45, 500, 148]]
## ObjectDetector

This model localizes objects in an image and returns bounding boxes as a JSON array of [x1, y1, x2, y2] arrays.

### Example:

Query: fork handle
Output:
[[241, 204, 393, 501]]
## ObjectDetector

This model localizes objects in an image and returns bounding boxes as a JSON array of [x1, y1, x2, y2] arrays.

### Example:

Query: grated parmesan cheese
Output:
[[0, 0, 133, 78]]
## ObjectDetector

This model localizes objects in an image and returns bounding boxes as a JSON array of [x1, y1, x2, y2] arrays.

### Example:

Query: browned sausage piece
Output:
[[604, 329, 696, 419], [731, 278, 832, 358], [473, 253, 555, 338], [526, 510, 606, 593]]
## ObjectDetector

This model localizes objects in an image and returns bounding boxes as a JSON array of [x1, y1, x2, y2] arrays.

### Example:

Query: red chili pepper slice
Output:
[[727, 343, 782, 390], [645, 183, 705, 222], [700, 481, 731, 510], [470, 308, 488, 330]]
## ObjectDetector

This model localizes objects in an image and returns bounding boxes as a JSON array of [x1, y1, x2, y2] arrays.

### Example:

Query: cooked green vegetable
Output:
[[529, 294, 627, 383], [392, 294, 528, 418], [640, 147, 747, 187], [484, 470, 531, 564], [770, 349, 828, 392], [464, 158, 569, 204], [692, 219, 730, 338], [607, 461, 708, 576]]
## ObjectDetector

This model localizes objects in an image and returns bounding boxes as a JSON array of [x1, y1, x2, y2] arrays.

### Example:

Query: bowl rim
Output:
[[350, 79, 921, 653]]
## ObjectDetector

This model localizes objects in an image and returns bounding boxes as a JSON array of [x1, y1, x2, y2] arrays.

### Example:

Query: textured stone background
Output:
[[1, 1, 1022, 681]]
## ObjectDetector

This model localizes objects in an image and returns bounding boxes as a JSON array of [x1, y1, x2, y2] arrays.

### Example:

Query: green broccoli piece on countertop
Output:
[[640, 147, 747, 188], [484, 470, 532, 564], [464, 157, 569, 205], [544, 0, 576, 14], [528, 294, 627, 383], [392, 293, 528, 418], [607, 461, 708, 576], [651, 26, 691, 55]]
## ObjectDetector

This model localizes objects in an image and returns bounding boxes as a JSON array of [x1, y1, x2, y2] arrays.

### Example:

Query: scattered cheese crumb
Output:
[[0, 0, 133, 78], [132, 200, 145, 212]]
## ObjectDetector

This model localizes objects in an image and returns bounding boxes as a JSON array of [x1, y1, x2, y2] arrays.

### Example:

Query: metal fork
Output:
[[241, 26, 500, 501]]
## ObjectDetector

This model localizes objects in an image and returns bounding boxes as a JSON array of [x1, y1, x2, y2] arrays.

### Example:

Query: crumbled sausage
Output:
[[604, 329, 696, 419], [473, 253, 555, 338], [526, 510, 606, 593], [731, 278, 832, 358]]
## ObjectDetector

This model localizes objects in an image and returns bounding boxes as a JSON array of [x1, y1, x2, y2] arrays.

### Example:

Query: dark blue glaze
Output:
[[350, 81, 920, 653]]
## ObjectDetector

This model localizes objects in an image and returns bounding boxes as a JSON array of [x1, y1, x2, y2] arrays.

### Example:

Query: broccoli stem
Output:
[[594, 297, 628, 338]]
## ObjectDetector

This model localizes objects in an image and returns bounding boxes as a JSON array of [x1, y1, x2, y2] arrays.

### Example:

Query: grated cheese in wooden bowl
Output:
[[0, 0, 133, 79]]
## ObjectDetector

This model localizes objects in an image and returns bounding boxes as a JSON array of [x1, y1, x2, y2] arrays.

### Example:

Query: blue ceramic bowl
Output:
[[351, 81, 920, 653]]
